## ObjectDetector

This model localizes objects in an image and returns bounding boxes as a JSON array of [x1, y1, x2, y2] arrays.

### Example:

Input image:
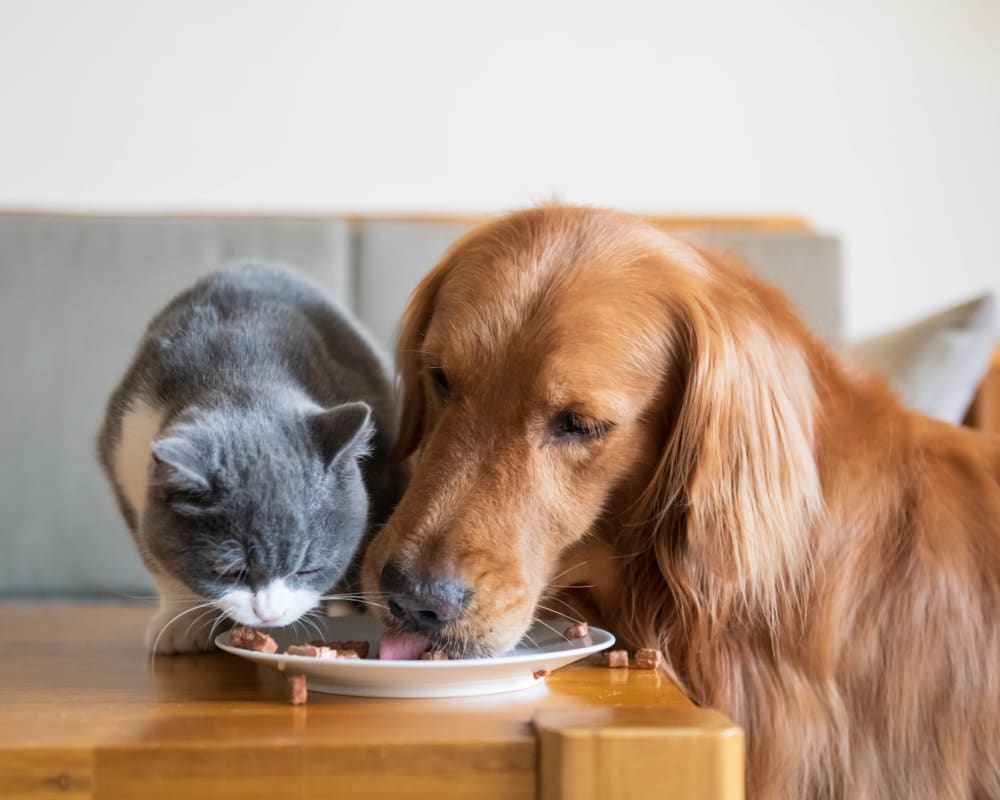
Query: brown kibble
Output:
[[419, 650, 450, 661], [603, 649, 629, 668], [635, 648, 664, 670], [228, 625, 278, 654], [287, 673, 308, 705], [533, 669, 549, 680], [564, 622, 589, 639], [326, 640, 370, 659]]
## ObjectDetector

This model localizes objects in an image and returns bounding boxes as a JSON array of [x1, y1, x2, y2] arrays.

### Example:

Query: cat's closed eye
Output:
[[296, 568, 322, 576], [213, 565, 244, 581]]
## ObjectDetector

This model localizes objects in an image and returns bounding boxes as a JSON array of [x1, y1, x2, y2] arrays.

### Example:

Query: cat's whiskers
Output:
[[543, 594, 589, 623], [546, 583, 596, 590], [534, 603, 581, 625], [149, 601, 217, 665], [184, 606, 218, 639], [299, 612, 325, 642], [317, 594, 390, 612], [532, 615, 572, 643], [207, 609, 228, 645], [548, 560, 588, 584]]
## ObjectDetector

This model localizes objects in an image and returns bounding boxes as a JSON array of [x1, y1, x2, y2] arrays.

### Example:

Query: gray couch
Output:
[[0, 213, 991, 597]]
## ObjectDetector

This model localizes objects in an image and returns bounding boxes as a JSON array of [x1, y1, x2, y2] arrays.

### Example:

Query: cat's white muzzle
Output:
[[215, 578, 318, 628]]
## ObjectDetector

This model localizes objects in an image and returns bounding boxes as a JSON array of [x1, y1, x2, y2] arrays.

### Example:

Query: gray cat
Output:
[[98, 265, 405, 653]]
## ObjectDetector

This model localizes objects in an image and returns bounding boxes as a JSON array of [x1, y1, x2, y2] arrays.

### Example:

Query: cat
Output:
[[98, 264, 406, 653]]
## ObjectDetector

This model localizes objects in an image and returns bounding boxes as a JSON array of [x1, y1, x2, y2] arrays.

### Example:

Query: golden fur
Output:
[[361, 206, 1000, 798]]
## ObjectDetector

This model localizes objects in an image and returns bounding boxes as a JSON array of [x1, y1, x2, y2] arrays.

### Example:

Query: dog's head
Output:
[[362, 206, 820, 655]]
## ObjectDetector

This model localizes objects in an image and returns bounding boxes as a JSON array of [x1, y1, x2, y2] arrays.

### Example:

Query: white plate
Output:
[[216, 615, 614, 698]]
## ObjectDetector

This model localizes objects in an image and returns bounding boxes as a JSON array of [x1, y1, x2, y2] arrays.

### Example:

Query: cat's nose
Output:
[[379, 561, 470, 633]]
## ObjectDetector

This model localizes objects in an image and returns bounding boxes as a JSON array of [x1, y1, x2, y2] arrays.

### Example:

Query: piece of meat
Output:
[[634, 648, 664, 670], [603, 650, 629, 668], [325, 640, 371, 659], [287, 673, 308, 705], [286, 644, 336, 659], [228, 625, 278, 654], [419, 650, 450, 660], [336, 650, 360, 659], [533, 669, 549, 680], [563, 622, 589, 639]]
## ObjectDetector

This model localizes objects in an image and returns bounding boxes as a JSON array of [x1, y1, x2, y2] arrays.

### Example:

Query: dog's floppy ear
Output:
[[391, 257, 453, 461], [644, 251, 822, 618]]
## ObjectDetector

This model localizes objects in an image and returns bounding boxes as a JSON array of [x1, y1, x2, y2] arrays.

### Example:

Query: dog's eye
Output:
[[429, 367, 450, 398], [551, 411, 614, 442]]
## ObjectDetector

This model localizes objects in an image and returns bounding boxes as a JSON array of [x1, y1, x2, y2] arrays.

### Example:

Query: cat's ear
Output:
[[151, 436, 213, 512], [310, 401, 375, 467]]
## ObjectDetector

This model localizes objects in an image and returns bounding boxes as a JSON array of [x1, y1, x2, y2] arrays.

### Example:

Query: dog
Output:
[[361, 205, 1000, 798]]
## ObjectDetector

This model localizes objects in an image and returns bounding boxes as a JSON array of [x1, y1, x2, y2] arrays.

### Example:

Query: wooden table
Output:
[[0, 604, 743, 799]]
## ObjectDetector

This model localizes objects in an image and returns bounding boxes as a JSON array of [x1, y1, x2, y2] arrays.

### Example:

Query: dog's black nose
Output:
[[379, 561, 469, 633]]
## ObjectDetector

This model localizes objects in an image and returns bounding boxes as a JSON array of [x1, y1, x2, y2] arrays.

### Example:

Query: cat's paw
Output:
[[145, 607, 220, 654]]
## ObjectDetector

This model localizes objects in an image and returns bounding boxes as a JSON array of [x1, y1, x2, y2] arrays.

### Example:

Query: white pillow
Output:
[[847, 294, 997, 424]]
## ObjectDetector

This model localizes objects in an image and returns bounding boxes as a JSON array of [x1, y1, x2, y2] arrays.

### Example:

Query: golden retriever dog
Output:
[[361, 206, 1000, 798]]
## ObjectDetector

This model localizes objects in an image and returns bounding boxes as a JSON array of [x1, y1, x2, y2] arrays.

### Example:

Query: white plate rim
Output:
[[215, 625, 614, 667]]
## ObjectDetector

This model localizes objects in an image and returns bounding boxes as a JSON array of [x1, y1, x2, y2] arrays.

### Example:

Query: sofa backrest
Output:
[[0, 212, 840, 597]]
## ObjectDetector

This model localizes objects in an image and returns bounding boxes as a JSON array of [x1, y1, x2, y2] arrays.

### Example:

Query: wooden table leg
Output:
[[535, 707, 744, 800]]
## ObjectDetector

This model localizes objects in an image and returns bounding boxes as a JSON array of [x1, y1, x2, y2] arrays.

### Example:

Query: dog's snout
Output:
[[379, 561, 469, 633]]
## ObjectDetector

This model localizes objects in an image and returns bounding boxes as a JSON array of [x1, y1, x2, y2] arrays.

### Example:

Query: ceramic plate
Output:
[[216, 615, 614, 698]]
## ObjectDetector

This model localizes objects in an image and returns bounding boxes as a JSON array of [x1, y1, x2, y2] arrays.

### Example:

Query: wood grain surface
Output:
[[0, 603, 742, 799]]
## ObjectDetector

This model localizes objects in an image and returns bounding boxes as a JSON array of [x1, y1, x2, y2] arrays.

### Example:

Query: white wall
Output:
[[1, 0, 998, 339]]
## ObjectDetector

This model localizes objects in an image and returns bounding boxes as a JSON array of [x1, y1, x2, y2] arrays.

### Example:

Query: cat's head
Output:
[[143, 400, 375, 627]]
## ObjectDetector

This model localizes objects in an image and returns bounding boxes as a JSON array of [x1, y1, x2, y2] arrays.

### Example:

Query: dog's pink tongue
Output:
[[378, 631, 431, 660]]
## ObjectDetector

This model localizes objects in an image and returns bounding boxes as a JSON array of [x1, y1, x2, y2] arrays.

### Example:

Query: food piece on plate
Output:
[[286, 644, 336, 659], [634, 648, 664, 670], [378, 631, 431, 660], [602, 650, 629, 668], [419, 650, 450, 661], [563, 622, 589, 639], [336, 650, 360, 659], [533, 669, 549, 680], [228, 625, 278, 654], [563, 621, 593, 645], [325, 640, 371, 659], [287, 673, 308, 705]]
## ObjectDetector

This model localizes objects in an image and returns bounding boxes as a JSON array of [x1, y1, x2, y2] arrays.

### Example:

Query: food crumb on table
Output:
[[634, 648, 664, 670], [286, 673, 308, 705], [603, 649, 629, 668]]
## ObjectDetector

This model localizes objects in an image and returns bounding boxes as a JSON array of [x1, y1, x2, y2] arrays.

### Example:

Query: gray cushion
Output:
[[848, 294, 997, 424], [353, 221, 472, 349], [0, 214, 352, 596], [354, 223, 846, 349], [678, 229, 844, 343]]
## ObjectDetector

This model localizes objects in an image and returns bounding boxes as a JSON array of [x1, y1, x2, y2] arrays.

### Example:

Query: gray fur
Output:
[[98, 265, 406, 613]]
